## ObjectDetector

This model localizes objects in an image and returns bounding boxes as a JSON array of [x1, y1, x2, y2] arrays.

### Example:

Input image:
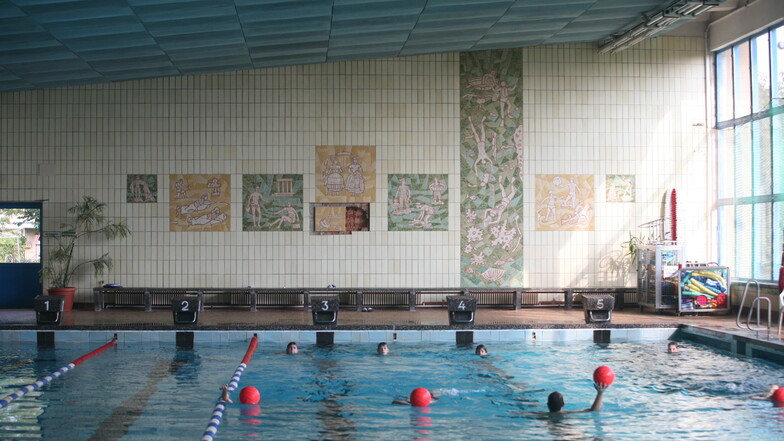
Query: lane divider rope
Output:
[[0, 335, 118, 409], [201, 334, 258, 441]]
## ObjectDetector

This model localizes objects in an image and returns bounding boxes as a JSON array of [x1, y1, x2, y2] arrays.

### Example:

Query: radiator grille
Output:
[[472, 291, 515, 306], [107, 291, 146, 306], [363, 291, 411, 307], [256, 291, 303, 306]]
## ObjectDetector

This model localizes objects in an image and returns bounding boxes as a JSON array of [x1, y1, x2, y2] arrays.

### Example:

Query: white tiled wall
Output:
[[0, 38, 711, 303], [521, 38, 709, 287]]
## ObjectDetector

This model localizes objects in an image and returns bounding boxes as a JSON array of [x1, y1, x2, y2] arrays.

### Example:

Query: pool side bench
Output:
[[92, 287, 636, 312]]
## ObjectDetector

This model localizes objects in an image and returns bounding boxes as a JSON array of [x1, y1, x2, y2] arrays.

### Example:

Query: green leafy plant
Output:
[[621, 232, 646, 271], [41, 196, 130, 288]]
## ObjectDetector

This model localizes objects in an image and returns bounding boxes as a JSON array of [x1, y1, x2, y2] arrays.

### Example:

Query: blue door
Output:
[[0, 202, 42, 308]]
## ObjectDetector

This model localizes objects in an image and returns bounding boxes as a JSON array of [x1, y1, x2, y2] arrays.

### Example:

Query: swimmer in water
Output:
[[475, 344, 488, 356], [286, 341, 299, 354], [546, 383, 608, 413], [667, 341, 679, 353], [377, 342, 389, 355]]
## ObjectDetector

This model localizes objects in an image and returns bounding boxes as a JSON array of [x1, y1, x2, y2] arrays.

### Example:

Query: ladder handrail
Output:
[[736, 280, 771, 338], [736, 280, 757, 328]]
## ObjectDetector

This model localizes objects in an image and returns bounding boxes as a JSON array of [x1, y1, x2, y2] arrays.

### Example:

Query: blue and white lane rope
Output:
[[0, 336, 117, 409], [0, 363, 75, 408], [201, 335, 258, 441]]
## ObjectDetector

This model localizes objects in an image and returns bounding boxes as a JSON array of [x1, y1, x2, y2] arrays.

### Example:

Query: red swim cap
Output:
[[593, 366, 615, 387], [409, 387, 432, 407], [239, 386, 260, 404]]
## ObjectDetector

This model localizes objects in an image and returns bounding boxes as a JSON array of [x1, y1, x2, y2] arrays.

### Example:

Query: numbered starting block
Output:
[[34, 295, 65, 325], [446, 295, 476, 325], [582, 294, 614, 324], [171, 296, 201, 325], [311, 296, 339, 325]]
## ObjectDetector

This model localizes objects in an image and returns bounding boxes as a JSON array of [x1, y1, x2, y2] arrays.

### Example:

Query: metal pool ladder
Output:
[[736, 280, 771, 338]]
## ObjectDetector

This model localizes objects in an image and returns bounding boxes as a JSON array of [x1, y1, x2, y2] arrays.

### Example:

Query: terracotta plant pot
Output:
[[47, 287, 76, 311]]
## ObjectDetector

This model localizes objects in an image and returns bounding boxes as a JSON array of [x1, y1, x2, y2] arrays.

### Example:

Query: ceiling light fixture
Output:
[[598, 0, 725, 54]]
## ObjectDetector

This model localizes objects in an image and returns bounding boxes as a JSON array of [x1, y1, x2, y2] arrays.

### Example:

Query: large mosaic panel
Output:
[[460, 50, 524, 287], [242, 174, 303, 231], [535, 174, 594, 231], [388, 174, 448, 231], [169, 174, 230, 232], [315, 145, 376, 203]]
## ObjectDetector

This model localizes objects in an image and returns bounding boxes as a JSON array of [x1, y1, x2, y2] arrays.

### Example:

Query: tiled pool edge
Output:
[[676, 325, 784, 365], [0, 327, 679, 345]]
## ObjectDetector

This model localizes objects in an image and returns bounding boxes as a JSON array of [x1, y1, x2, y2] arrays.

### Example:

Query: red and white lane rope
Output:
[[0, 335, 117, 409]]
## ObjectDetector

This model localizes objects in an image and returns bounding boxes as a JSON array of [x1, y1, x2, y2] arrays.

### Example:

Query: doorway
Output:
[[0, 202, 42, 308]]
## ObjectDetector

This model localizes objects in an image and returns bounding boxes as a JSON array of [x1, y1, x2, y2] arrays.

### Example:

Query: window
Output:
[[716, 24, 784, 282]]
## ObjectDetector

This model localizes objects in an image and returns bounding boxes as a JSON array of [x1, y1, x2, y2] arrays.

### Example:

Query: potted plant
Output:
[[41, 196, 130, 310]]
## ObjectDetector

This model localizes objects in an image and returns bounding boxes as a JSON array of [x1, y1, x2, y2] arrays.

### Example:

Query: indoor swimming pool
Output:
[[1, 335, 783, 440]]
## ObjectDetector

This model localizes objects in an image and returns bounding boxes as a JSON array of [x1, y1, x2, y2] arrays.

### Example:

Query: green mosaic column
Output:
[[460, 50, 523, 286]]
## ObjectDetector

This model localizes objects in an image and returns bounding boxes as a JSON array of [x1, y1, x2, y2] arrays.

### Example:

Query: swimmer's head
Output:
[[547, 392, 565, 412], [286, 341, 298, 354], [667, 342, 679, 353], [475, 344, 488, 356], [377, 342, 389, 355]]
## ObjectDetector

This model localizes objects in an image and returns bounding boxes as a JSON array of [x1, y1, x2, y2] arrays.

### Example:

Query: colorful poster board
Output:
[[311, 203, 370, 235], [315, 205, 347, 233]]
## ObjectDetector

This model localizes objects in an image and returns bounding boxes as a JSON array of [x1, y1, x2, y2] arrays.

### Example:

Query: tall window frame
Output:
[[715, 24, 784, 283]]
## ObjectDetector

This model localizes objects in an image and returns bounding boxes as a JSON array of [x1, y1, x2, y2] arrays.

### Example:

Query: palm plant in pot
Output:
[[41, 196, 130, 310]]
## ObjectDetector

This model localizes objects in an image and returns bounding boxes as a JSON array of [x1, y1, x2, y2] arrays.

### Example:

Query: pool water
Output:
[[1, 338, 783, 440]]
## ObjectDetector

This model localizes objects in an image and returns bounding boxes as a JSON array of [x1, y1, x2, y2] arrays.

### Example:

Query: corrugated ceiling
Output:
[[0, 0, 731, 92]]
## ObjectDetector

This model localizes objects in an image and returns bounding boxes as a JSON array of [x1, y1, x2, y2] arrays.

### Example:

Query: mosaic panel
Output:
[[126, 174, 157, 203], [460, 50, 524, 286], [310, 203, 370, 235], [315, 145, 376, 203], [388, 174, 448, 231], [169, 174, 230, 232], [535, 174, 594, 231], [242, 174, 303, 231], [606, 174, 635, 202]]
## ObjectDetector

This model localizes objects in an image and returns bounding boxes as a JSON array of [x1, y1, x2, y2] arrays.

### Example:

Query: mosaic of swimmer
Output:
[[242, 174, 304, 232], [460, 49, 524, 287], [388, 174, 448, 231], [535, 174, 594, 232], [126, 174, 157, 203], [169, 174, 230, 232]]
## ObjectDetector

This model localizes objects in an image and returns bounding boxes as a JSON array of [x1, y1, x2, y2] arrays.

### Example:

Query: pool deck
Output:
[[0, 305, 780, 337]]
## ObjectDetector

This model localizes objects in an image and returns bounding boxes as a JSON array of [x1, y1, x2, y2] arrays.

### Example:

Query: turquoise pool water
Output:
[[1, 338, 783, 440]]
